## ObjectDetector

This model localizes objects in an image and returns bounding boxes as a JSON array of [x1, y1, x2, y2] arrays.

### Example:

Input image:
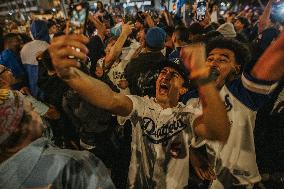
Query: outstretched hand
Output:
[[180, 43, 210, 79], [48, 34, 89, 79]]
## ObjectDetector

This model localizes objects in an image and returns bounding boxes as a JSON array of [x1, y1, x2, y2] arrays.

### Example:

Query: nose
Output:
[[207, 59, 218, 68], [160, 71, 172, 81]]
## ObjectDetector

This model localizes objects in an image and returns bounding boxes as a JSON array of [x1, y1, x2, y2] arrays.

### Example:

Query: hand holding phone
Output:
[[196, 0, 207, 21], [69, 2, 89, 35], [67, 2, 89, 62]]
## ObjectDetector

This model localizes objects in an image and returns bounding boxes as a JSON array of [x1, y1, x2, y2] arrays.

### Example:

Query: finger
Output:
[[53, 58, 81, 70], [92, 16, 103, 26], [199, 168, 208, 181], [126, 21, 132, 25], [56, 48, 87, 61], [53, 34, 89, 45], [208, 167, 217, 179], [195, 168, 204, 180], [68, 34, 90, 44], [66, 41, 89, 54], [65, 20, 70, 34], [50, 35, 89, 52], [52, 40, 89, 55], [203, 170, 211, 180]]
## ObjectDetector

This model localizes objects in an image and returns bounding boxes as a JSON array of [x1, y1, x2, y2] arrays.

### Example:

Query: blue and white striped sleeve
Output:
[[227, 71, 278, 111]]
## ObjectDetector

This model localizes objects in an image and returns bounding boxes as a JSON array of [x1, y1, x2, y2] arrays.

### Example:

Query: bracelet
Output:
[[192, 68, 220, 87]]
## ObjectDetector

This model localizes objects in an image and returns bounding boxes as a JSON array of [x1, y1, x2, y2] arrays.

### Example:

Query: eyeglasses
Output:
[[0, 67, 11, 75]]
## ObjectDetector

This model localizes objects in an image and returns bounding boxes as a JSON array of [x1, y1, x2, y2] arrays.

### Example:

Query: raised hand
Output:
[[180, 43, 211, 81], [88, 13, 107, 38], [121, 21, 134, 36], [48, 34, 89, 79]]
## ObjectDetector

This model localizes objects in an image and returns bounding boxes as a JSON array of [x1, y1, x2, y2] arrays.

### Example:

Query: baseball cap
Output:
[[216, 22, 236, 38], [161, 59, 190, 87], [145, 27, 166, 50], [0, 89, 25, 145]]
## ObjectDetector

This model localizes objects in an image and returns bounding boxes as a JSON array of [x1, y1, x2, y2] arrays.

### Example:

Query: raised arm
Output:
[[49, 35, 133, 117], [258, 0, 274, 34], [88, 13, 107, 41], [251, 31, 284, 81], [103, 22, 133, 69], [181, 44, 230, 143], [143, 12, 155, 28]]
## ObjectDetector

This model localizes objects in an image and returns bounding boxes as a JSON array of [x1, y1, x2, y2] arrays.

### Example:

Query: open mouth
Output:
[[211, 67, 220, 81], [159, 82, 169, 95]]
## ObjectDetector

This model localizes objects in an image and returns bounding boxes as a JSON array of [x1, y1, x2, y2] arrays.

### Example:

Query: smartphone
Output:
[[196, 0, 206, 21], [68, 1, 89, 35]]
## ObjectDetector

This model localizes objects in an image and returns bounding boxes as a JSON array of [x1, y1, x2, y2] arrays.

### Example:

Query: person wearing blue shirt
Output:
[[0, 33, 27, 90]]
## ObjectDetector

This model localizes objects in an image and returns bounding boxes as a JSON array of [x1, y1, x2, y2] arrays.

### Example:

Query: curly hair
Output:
[[206, 37, 251, 70]]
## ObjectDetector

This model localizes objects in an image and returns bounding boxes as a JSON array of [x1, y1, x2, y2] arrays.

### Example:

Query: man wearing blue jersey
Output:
[[183, 33, 284, 189]]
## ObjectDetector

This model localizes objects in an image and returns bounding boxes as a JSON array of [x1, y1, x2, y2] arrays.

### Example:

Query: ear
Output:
[[179, 86, 188, 96]]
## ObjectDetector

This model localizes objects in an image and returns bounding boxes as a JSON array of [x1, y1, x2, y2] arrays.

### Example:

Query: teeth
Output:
[[160, 83, 168, 89]]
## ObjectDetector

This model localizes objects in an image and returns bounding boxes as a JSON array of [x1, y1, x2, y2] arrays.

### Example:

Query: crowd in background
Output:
[[0, 0, 284, 189]]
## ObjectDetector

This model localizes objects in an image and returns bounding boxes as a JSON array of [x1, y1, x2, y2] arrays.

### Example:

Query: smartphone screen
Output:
[[69, 2, 89, 35], [196, 0, 206, 21]]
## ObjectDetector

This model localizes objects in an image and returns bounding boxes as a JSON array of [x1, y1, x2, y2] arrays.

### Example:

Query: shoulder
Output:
[[224, 72, 278, 110], [0, 49, 13, 60]]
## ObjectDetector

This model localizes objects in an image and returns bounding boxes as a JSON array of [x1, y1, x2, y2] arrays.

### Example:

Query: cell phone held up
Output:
[[68, 1, 89, 35], [196, 0, 206, 22]]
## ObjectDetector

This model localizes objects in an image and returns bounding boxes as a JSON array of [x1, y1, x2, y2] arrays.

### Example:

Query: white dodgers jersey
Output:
[[125, 95, 201, 189], [206, 73, 278, 189]]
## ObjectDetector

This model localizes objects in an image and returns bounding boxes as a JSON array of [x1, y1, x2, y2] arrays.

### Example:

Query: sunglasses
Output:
[[0, 67, 11, 75]]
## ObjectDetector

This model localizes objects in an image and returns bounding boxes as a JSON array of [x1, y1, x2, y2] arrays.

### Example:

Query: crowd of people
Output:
[[0, 0, 284, 189]]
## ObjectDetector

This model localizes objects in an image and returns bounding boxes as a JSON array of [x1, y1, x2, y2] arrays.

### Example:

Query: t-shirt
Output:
[[98, 41, 140, 95], [190, 72, 278, 189], [20, 40, 49, 98], [125, 95, 201, 189]]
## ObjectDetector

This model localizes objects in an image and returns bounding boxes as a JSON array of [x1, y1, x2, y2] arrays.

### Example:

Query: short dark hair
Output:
[[3, 33, 20, 44], [174, 26, 190, 43], [47, 19, 56, 29], [206, 37, 251, 69], [237, 16, 250, 28], [188, 22, 204, 35]]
